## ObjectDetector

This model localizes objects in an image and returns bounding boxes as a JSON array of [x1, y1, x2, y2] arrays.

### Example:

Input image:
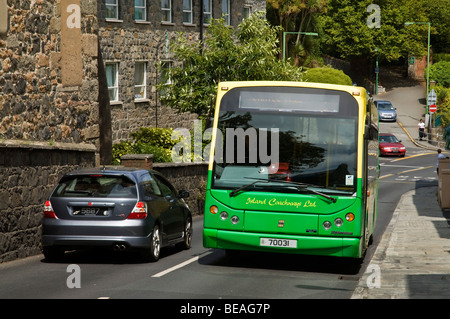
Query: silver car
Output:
[[42, 167, 192, 262], [375, 100, 397, 122]]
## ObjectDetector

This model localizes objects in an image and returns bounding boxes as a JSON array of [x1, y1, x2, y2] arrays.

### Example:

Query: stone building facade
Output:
[[1, 0, 266, 157], [0, 0, 266, 263], [98, 0, 266, 142]]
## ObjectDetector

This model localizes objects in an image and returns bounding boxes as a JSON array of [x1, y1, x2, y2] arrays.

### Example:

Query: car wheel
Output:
[[43, 246, 64, 262], [142, 224, 161, 262], [177, 216, 192, 250]]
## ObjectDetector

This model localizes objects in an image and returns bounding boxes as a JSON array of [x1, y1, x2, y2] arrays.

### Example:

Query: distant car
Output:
[[42, 167, 192, 262], [375, 100, 397, 122], [379, 133, 406, 157]]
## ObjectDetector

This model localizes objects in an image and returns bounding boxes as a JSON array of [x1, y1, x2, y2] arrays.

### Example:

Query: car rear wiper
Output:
[[65, 190, 94, 196], [242, 177, 337, 203]]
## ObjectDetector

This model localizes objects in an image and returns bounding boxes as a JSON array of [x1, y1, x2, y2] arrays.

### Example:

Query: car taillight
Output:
[[127, 201, 148, 219], [43, 200, 57, 218]]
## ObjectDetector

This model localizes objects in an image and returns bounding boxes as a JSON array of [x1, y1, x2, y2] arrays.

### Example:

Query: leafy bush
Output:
[[434, 53, 450, 63], [435, 85, 450, 128], [130, 127, 178, 149], [428, 61, 450, 87], [303, 67, 353, 86], [112, 127, 179, 164]]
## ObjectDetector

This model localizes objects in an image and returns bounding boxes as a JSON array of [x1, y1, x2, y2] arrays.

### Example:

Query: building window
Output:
[[203, 0, 212, 24], [161, 0, 172, 23], [182, 0, 193, 24], [134, 62, 147, 100], [243, 6, 251, 20], [222, 0, 230, 25], [106, 0, 119, 20], [106, 63, 119, 102], [135, 0, 147, 21], [159, 61, 172, 96]]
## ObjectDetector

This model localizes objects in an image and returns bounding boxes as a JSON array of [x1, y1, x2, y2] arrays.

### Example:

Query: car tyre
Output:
[[43, 246, 64, 262], [176, 216, 192, 250], [142, 224, 161, 262]]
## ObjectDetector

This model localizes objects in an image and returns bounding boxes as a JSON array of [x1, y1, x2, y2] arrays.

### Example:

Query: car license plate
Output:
[[260, 238, 297, 248], [73, 207, 108, 216]]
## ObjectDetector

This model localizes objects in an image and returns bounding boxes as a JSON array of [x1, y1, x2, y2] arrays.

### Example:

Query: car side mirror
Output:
[[178, 190, 190, 199]]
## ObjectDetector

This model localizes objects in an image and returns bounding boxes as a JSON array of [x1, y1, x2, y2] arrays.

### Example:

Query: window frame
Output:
[[161, 0, 172, 23], [242, 6, 251, 20], [203, 0, 212, 25], [106, 62, 119, 103], [105, 0, 119, 20], [159, 60, 172, 97], [134, 61, 148, 101], [222, 0, 230, 25], [134, 0, 147, 22], [182, 0, 193, 24]]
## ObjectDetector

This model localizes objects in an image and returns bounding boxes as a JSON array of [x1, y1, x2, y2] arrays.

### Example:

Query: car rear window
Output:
[[53, 175, 137, 198]]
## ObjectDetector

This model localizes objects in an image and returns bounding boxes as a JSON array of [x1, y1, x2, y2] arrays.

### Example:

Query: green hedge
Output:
[[112, 127, 177, 165], [428, 61, 450, 87], [303, 67, 353, 86]]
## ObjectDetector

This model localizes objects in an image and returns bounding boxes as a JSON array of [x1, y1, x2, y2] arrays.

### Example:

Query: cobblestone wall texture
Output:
[[0, 0, 100, 146], [153, 162, 208, 216], [0, 143, 96, 263]]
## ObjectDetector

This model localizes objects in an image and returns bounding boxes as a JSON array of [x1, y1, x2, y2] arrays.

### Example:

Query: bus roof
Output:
[[216, 81, 368, 99]]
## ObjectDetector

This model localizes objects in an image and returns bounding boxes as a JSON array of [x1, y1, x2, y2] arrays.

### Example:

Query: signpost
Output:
[[428, 89, 437, 107], [427, 89, 437, 130]]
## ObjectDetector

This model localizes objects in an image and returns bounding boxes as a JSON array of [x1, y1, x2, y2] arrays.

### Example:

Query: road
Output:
[[0, 150, 438, 303], [0, 85, 442, 308]]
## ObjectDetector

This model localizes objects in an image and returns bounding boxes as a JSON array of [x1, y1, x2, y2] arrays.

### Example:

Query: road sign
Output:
[[427, 89, 437, 105], [429, 104, 437, 113]]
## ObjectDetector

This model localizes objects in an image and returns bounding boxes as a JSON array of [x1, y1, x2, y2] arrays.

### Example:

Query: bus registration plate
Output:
[[260, 238, 297, 248]]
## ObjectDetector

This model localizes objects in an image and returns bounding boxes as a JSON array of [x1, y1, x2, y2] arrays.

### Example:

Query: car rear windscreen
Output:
[[52, 175, 137, 198]]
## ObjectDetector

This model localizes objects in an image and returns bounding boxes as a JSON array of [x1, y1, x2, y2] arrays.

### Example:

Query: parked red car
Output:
[[379, 133, 406, 157]]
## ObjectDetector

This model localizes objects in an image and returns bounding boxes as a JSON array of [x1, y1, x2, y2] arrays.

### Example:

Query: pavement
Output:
[[351, 80, 450, 299]]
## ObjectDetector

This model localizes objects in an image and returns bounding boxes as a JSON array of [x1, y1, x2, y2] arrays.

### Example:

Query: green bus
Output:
[[203, 81, 379, 259]]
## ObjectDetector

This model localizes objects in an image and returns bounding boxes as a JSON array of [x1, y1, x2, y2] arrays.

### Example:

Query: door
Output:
[[152, 173, 185, 241]]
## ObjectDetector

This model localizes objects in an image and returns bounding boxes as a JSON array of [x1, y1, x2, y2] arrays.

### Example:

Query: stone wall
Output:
[[153, 162, 208, 216], [0, 0, 100, 148], [97, 0, 264, 143], [407, 55, 428, 81], [0, 141, 96, 263], [121, 154, 208, 216]]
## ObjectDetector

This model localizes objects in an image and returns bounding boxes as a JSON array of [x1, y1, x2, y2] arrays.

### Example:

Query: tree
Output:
[[267, 0, 326, 64], [157, 13, 303, 119], [317, 0, 432, 62]]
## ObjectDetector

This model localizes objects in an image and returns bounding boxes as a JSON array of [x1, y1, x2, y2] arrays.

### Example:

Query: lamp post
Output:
[[375, 47, 379, 95], [282, 31, 319, 61], [405, 21, 431, 113]]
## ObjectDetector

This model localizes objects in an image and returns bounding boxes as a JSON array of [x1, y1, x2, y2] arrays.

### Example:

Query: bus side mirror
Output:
[[365, 124, 378, 140], [365, 125, 370, 140]]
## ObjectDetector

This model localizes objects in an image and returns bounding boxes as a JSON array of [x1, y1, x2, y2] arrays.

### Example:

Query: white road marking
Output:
[[152, 251, 213, 278]]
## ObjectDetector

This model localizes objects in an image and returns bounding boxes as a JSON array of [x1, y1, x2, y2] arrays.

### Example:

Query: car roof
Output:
[[379, 133, 395, 136], [64, 166, 156, 178]]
